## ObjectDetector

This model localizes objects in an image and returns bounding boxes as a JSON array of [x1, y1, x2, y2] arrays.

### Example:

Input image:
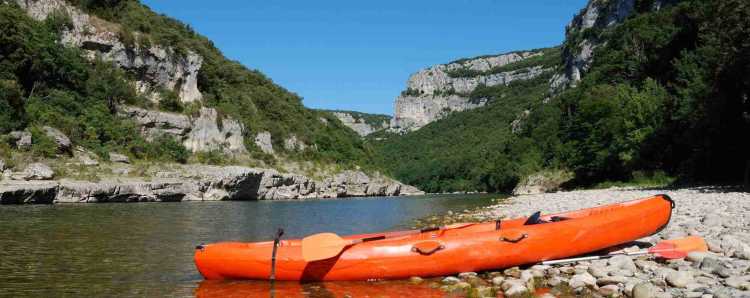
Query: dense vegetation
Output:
[[371, 73, 556, 192], [555, 0, 750, 185], [1, 1, 373, 167], [374, 0, 750, 191]]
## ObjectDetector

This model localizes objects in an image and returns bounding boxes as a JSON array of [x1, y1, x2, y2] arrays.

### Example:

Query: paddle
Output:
[[301, 222, 475, 262], [541, 236, 708, 265]]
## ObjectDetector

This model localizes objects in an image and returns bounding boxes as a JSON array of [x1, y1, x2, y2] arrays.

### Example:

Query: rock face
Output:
[[118, 106, 191, 140], [0, 166, 424, 204], [184, 108, 246, 154], [254, 131, 274, 154], [331, 112, 390, 136], [392, 95, 488, 132], [0, 182, 58, 204], [391, 51, 551, 132], [15, 0, 202, 103], [119, 105, 247, 154]]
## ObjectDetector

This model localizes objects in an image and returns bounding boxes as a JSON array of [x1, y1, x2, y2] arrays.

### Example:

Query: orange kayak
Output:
[[194, 194, 673, 281]]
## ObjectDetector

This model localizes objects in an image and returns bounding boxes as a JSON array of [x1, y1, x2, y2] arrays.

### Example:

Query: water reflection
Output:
[[195, 280, 446, 298], [0, 194, 499, 297]]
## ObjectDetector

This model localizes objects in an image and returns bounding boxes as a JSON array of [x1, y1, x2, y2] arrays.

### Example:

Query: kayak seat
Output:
[[524, 211, 543, 225], [524, 213, 571, 225]]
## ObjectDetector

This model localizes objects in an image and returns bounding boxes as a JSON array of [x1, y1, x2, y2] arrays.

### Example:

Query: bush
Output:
[[29, 126, 58, 158], [158, 89, 184, 113], [142, 134, 189, 163], [195, 149, 227, 165]]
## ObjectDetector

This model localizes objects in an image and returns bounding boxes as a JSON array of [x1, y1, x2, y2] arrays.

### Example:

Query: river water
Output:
[[0, 194, 500, 297]]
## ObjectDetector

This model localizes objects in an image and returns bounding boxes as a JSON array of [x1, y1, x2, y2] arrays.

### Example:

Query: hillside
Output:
[[390, 47, 559, 132], [373, 0, 750, 192], [321, 110, 391, 137], [0, 0, 373, 170]]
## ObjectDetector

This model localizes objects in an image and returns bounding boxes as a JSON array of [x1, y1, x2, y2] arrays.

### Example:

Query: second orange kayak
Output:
[[194, 194, 673, 281]]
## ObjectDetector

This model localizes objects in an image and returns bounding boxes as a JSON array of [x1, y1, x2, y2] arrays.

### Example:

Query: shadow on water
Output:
[[0, 194, 501, 297]]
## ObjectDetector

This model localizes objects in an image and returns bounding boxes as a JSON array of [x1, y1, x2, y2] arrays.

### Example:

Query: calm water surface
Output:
[[0, 194, 501, 297]]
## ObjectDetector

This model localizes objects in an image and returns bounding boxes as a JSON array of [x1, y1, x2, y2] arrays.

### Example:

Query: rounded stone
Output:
[[632, 282, 660, 298], [666, 271, 694, 288], [491, 276, 505, 286], [599, 284, 620, 296], [409, 276, 423, 284], [442, 276, 461, 285]]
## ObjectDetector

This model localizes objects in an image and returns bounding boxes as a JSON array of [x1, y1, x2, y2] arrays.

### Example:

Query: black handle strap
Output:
[[269, 228, 285, 281], [499, 233, 528, 243]]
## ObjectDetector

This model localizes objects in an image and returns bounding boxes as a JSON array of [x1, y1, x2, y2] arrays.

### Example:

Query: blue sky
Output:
[[141, 0, 588, 115]]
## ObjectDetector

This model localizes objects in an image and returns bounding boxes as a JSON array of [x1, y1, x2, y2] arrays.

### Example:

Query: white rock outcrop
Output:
[[119, 106, 247, 154], [331, 112, 390, 137], [15, 0, 203, 103], [391, 51, 551, 132], [184, 108, 246, 154], [254, 131, 274, 154]]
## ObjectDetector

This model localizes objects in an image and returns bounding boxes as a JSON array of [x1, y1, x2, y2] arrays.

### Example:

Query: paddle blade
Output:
[[649, 236, 708, 259], [302, 233, 351, 262]]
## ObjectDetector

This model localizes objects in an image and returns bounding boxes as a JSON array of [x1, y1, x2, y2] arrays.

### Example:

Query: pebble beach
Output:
[[428, 187, 750, 297]]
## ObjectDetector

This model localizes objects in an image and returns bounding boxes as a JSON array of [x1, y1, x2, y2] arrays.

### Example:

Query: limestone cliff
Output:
[[391, 50, 553, 132], [329, 111, 390, 137], [14, 0, 202, 103]]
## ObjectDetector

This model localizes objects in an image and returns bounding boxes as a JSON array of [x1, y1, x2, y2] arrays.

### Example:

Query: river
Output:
[[0, 194, 501, 297]]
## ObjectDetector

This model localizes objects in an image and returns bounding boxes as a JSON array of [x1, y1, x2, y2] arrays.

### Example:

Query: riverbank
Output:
[[0, 163, 424, 204], [426, 187, 750, 297]]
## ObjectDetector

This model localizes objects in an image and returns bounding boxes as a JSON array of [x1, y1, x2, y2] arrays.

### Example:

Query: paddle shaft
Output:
[[541, 250, 649, 265], [541, 246, 689, 266]]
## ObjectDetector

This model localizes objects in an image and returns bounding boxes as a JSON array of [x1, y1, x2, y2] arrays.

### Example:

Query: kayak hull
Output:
[[194, 194, 673, 281]]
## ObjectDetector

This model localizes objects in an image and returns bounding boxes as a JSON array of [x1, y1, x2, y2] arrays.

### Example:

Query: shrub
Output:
[[158, 89, 184, 113], [195, 149, 227, 165], [29, 126, 58, 158], [142, 134, 189, 163]]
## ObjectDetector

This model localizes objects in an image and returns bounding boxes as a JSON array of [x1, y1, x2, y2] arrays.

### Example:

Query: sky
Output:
[[141, 0, 589, 115]]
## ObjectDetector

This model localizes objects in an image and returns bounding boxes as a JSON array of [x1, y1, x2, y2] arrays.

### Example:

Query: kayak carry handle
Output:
[[499, 233, 528, 243], [412, 240, 445, 255]]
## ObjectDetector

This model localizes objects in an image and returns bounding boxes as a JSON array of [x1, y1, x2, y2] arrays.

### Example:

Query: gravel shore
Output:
[[432, 187, 750, 297]]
